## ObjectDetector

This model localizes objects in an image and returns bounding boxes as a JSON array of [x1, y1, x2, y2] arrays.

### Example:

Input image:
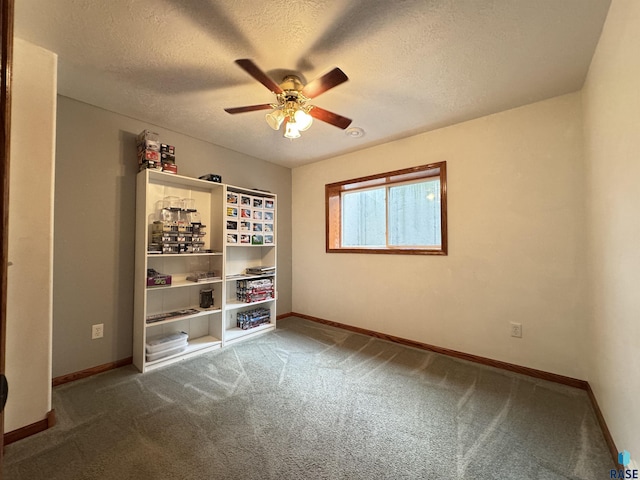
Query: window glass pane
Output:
[[342, 188, 386, 246], [388, 179, 441, 246], [326, 162, 447, 255]]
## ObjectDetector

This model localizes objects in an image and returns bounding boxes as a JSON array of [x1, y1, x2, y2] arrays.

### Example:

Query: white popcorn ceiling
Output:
[[15, 0, 611, 168]]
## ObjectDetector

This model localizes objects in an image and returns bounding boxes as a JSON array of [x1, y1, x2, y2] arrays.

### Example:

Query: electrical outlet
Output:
[[92, 323, 104, 339], [510, 322, 522, 338]]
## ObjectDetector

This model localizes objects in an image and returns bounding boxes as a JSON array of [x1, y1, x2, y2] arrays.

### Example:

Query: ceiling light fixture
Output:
[[264, 76, 315, 139]]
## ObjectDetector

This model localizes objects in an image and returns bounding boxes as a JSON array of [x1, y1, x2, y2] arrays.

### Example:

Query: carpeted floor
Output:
[[3, 316, 613, 479]]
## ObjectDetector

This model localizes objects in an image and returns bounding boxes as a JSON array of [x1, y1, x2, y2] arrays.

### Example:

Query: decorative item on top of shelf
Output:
[[137, 129, 160, 152], [137, 149, 162, 171], [148, 196, 207, 254], [236, 277, 274, 303], [237, 307, 271, 330], [136, 130, 177, 174], [147, 268, 171, 287], [159, 143, 176, 173], [161, 143, 175, 154], [145, 331, 188, 362], [199, 173, 222, 183]]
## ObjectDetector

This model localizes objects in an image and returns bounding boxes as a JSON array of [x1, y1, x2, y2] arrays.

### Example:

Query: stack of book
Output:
[[236, 278, 274, 303], [237, 308, 271, 330], [245, 266, 275, 276]]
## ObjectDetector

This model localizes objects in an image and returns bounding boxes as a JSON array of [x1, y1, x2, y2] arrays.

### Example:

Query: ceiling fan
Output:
[[224, 59, 352, 139]]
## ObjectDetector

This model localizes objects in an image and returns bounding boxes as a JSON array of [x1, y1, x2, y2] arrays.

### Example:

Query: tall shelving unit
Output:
[[133, 170, 277, 372]]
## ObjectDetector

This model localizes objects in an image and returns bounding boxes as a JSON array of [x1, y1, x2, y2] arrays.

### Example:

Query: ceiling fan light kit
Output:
[[284, 121, 301, 139], [224, 59, 352, 139], [265, 109, 285, 130], [265, 89, 314, 138]]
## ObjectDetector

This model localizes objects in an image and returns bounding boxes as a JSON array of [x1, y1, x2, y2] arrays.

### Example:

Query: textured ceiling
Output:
[[15, 0, 611, 168]]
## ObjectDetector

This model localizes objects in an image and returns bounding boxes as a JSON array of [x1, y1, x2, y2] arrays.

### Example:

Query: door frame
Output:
[[0, 0, 14, 460]]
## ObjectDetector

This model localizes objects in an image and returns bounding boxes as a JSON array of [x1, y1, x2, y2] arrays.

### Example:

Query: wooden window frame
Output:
[[326, 162, 447, 255]]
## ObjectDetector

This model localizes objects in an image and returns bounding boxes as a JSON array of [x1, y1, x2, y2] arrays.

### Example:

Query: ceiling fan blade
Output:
[[224, 104, 274, 114], [301, 68, 349, 99], [309, 106, 352, 129], [235, 59, 283, 94]]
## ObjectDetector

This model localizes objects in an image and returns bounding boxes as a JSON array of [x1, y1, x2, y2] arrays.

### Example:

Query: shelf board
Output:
[[226, 184, 276, 198], [147, 278, 222, 290], [147, 252, 223, 258], [146, 307, 222, 327], [224, 324, 275, 343], [148, 170, 224, 190], [225, 298, 275, 310], [144, 335, 222, 370], [225, 273, 275, 281], [226, 244, 275, 248]]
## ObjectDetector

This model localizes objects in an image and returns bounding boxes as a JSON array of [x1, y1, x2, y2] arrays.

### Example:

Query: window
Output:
[[326, 162, 447, 255]]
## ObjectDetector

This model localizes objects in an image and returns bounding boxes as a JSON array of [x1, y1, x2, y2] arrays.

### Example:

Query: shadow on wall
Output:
[[111, 130, 139, 358]]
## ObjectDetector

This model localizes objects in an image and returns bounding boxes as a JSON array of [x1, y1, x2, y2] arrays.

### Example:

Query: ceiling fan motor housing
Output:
[[279, 75, 304, 92]]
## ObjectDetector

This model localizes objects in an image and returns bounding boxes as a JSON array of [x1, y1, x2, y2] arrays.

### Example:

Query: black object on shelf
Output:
[[200, 289, 214, 309], [199, 173, 222, 183]]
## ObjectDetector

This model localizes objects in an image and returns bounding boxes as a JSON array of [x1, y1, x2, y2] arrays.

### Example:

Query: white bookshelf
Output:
[[133, 170, 277, 372]]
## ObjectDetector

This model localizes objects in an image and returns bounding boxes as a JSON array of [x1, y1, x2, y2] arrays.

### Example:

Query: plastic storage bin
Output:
[[145, 331, 188, 362]]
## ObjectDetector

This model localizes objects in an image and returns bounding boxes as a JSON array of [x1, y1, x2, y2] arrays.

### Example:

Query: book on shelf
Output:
[[146, 308, 200, 324], [186, 272, 221, 282], [226, 273, 248, 280], [245, 266, 275, 275]]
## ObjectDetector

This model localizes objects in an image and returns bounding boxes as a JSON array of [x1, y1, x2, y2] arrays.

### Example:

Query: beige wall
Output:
[[5, 39, 56, 432], [583, 0, 640, 465], [53, 96, 292, 377], [293, 92, 588, 379]]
